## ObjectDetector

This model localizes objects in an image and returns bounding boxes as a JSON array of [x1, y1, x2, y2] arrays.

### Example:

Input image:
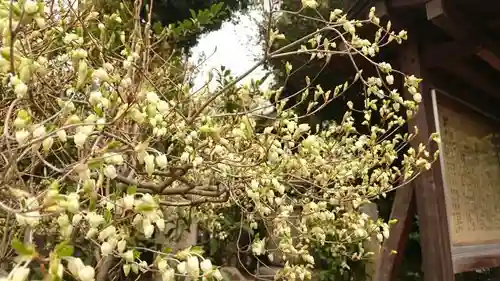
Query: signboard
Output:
[[433, 90, 500, 272]]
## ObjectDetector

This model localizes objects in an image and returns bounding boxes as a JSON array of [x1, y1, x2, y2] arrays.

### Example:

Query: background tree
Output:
[[142, 0, 251, 51]]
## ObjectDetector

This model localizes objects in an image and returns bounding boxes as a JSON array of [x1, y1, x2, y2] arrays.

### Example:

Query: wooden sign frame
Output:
[[431, 89, 500, 273]]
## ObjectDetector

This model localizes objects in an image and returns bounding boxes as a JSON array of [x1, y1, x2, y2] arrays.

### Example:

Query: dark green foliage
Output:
[[142, 0, 250, 50], [312, 240, 368, 281]]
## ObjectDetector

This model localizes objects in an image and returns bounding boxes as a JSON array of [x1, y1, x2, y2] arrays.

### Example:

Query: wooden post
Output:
[[400, 39, 455, 281], [375, 186, 416, 281]]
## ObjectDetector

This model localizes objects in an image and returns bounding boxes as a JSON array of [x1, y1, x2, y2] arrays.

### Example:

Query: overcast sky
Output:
[[189, 9, 272, 91]]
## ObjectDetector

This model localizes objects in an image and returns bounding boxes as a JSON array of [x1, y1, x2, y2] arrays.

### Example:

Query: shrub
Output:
[[0, 0, 438, 280]]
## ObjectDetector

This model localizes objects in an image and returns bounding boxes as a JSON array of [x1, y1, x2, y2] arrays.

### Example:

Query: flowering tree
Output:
[[0, 0, 438, 281]]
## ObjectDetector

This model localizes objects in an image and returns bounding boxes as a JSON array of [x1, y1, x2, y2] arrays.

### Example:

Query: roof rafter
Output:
[[426, 0, 500, 73], [388, 0, 430, 8], [440, 61, 500, 99], [421, 40, 481, 68]]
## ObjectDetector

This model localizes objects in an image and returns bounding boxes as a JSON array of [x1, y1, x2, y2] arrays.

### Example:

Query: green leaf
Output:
[[104, 209, 112, 222], [190, 246, 205, 256], [87, 158, 104, 169], [89, 193, 97, 211], [55, 241, 74, 257], [11, 238, 35, 257], [93, 106, 103, 116], [106, 140, 122, 150], [126, 185, 137, 195], [211, 2, 224, 14], [189, 9, 197, 19], [76, 60, 88, 89], [133, 249, 141, 259], [152, 21, 163, 35], [135, 203, 154, 212]]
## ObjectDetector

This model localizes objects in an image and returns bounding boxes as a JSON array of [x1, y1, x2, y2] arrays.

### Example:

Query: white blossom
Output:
[[155, 154, 168, 169], [161, 269, 175, 281], [57, 214, 70, 227], [252, 238, 266, 256], [110, 153, 124, 165], [122, 264, 131, 276], [413, 93, 422, 103], [122, 195, 135, 210], [213, 269, 223, 280], [86, 228, 98, 239], [89, 91, 103, 105], [192, 156, 203, 167], [14, 83, 28, 98], [122, 250, 134, 262], [66, 193, 80, 213], [156, 218, 165, 231], [377, 233, 384, 242], [298, 123, 310, 133], [67, 257, 84, 276], [186, 256, 200, 278], [117, 240, 127, 253], [144, 154, 155, 176], [24, 0, 39, 14], [42, 136, 54, 152], [87, 212, 105, 228], [101, 242, 113, 256], [180, 151, 190, 163], [200, 259, 212, 273], [143, 223, 154, 238], [104, 165, 117, 179], [15, 212, 40, 227], [74, 132, 88, 148], [79, 266, 95, 281], [301, 0, 318, 9], [146, 92, 159, 104], [386, 74, 394, 85], [72, 214, 83, 225], [92, 68, 109, 82], [15, 130, 29, 145], [157, 100, 169, 114], [32, 125, 46, 138], [98, 225, 116, 241], [176, 262, 186, 274]]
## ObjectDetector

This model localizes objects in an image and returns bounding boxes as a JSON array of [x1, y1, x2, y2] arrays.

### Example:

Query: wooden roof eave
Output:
[[425, 0, 500, 99], [384, 0, 500, 100], [426, 0, 500, 71]]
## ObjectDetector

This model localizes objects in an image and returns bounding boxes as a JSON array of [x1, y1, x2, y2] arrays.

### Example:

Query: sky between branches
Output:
[[190, 9, 273, 92]]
